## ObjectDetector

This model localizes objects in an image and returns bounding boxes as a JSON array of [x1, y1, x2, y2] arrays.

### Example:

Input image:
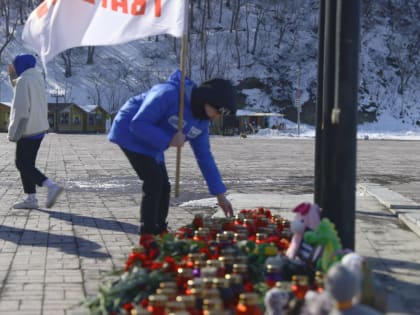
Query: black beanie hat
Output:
[[192, 79, 236, 119], [198, 78, 237, 116]]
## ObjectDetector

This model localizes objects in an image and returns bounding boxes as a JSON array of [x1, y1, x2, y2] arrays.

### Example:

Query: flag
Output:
[[22, 0, 187, 65]]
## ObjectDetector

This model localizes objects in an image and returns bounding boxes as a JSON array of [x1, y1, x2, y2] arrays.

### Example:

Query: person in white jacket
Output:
[[8, 54, 63, 209]]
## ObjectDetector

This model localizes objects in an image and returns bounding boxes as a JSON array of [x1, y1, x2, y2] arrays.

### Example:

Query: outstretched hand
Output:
[[216, 194, 234, 217]]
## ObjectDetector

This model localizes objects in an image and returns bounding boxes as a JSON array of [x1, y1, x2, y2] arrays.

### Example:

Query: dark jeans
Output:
[[15, 137, 47, 194], [122, 148, 171, 235]]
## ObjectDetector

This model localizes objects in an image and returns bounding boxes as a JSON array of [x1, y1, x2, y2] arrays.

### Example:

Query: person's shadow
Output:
[[0, 225, 110, 259], [365, 256, 420, 314], [33, 208, 139, 235]]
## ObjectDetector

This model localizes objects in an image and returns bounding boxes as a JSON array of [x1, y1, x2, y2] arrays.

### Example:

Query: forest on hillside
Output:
[[0, 0, 419, 125]]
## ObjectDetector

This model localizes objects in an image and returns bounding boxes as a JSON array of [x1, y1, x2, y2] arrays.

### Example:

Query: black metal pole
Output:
[[315, 0, 337, 211], [318, 0, 360, 250], [314, 0, 326, 206]]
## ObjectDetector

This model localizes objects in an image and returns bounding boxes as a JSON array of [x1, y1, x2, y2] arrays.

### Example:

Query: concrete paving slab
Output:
[[360, 183, 420, 237], [360, 183, 420, 210], [1, 135, 420, 315]]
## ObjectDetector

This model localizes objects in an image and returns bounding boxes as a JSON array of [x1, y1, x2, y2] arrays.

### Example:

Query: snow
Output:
[[241, 89, 273, 112], [249, 115, 420, 141]]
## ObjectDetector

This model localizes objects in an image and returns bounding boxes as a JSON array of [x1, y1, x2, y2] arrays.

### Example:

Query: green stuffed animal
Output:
[[304, 218, 342, 272]]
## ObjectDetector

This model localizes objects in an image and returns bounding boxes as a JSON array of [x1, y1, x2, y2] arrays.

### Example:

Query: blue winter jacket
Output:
[[108, 70, 226, 195]]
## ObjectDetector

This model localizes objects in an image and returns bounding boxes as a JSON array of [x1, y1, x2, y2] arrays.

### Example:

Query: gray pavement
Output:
[[0, 134, 419, 314]]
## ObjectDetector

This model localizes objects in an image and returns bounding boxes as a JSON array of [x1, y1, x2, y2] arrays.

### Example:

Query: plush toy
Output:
[[299, 290, 334, 315], [265, 203, 321, 281], [325, 263, 384, 315], [304, 218, 342, 272], [340, 253, 365, 301], [341, 253, 387, 312], [264, 287, 290, 315], [286, 203, 321, 259]]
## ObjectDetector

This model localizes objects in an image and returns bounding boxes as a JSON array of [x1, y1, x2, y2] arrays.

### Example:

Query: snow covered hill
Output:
[[0, 0, 418, 131]]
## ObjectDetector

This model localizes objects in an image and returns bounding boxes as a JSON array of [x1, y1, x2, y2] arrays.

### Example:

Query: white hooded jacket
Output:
[[8, 67, 49, 141]]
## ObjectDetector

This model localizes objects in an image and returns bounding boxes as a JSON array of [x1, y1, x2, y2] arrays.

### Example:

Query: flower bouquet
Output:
[[84, 205, 385, 315]]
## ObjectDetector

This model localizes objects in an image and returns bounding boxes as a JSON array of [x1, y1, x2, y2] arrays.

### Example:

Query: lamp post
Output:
[[295, 89, 302, 136], [49, 88, 65, 131], [295, 68, 302, 136], [314, 0, 360, 250]]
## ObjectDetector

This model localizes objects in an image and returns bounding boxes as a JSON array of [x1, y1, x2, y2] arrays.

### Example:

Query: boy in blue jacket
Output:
[[108, 70, 236, 235]]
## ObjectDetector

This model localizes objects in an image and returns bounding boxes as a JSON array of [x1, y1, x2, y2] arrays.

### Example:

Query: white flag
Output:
[[22, 0, 187, 65]]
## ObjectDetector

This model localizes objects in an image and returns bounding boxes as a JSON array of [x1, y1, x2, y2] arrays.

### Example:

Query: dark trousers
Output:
[[122, 148, 171, 235], [15, 137, 47, 194]]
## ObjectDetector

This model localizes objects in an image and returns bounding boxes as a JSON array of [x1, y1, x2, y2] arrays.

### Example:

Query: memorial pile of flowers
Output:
[[84, 205, 386, 315]]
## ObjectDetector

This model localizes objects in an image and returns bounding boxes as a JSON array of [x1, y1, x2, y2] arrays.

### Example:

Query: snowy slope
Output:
[[0, 0, 418, 132]]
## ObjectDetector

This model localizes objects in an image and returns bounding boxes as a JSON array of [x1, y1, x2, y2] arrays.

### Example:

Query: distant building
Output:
[[236, 110, 285, 132], [209, 109, 285, 136], [0, 102, 11, 132], [0, 101, 109, 133], [48, 103, 108, 133]]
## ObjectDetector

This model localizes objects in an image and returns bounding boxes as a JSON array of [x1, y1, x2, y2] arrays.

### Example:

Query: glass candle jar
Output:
[[206, 259, 225, 277], [255, 233, 268, 244], [291, 275, 309, 300], [176, 295, 200, 315], [155, 287, 177, 302], [202, 297, 224, 312], [235, 292, 263, 315], [147, 294, 168, 315], [225, 273, 244, 302], [193, 228, 209, 242], [265, 264, 282, 288], [212, 277, 234, 309], [218, 256, 234, 274], [313, 271, 324, 293], [232, 263, 248, 282], [177, 268, 194, 293]]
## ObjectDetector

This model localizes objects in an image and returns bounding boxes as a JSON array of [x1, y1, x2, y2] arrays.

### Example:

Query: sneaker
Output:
[[46, 184, 63, 208], [13, 198, 38, 209]]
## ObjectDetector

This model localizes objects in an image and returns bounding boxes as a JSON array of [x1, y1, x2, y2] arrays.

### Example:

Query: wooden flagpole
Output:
[[174, 0, 189, 197]]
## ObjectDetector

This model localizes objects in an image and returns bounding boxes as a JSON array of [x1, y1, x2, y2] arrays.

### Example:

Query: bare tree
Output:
[[12, 0, 27, 25], [86, 74, 104, 106], [244, 3, 251, 53], [60, 49, 72, 77], [189, 0, 195, 31], [0, 0, 18, 61], [63, 85, 73, 104], [230, 0, 241, 33], [199, 3, 206, 42], [234, 28, 241, 69], [229, 0, 242, 69], [385, 0, 420, 117], [274, 1, 298, 49], [211, 35, 230, 76], [251, 5, 265, 55], [86, 46, 95, 64], [206, 0, 211, 19], [218, 0, 223, 23], [199, 2, 209, 77], [104, 84, 130, 113]]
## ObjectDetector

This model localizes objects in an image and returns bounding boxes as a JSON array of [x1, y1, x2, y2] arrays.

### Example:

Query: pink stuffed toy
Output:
[[286, 202, 321, 259]]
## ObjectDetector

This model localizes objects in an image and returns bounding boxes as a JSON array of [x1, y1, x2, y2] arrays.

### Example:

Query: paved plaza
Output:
[[0, 134, 419, 314]]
